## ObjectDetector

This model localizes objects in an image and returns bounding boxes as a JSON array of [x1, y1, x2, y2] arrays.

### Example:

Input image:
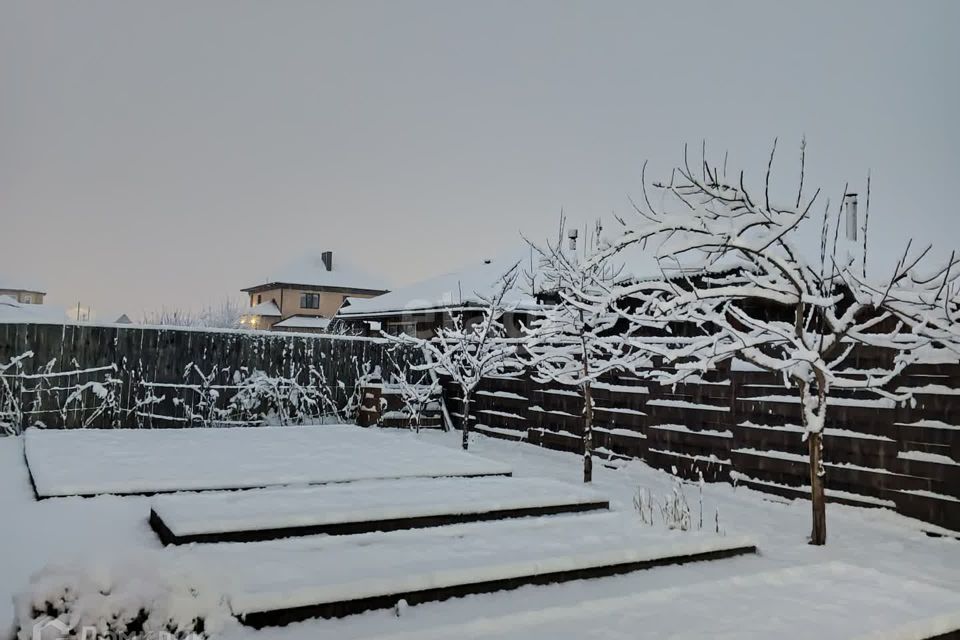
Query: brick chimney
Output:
[[321, 251, 333, 271]]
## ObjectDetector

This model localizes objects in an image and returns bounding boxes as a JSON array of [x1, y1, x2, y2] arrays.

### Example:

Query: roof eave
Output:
[[241, 282, 390, 295]]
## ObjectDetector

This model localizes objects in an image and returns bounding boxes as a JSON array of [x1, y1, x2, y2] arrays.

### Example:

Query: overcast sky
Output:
[[2, 0, 957, 320]]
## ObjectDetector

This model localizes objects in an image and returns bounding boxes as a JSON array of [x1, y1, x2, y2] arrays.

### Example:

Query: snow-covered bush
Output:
[[632, 486, 654, 525], [227, 366, 339, 425], [660, 480, 692, 531], [634, 482, 701, 531], [14, 562, 233, 639]]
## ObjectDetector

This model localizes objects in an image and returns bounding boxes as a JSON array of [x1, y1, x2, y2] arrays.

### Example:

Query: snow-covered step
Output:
[[149, 476, 609, 545], [25, 425, 512, 498], [208, 513, 756, 626], [357, 562, 960, 640]]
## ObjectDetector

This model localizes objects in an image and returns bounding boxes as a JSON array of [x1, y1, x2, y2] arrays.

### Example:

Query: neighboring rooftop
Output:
[[272, 315, 333, 330], [245, 300, 282, 317], [0, 295, 64, 323], [243, 251, 390, 294], [336, 249, 542, 318], [336, 240, 664, 319]]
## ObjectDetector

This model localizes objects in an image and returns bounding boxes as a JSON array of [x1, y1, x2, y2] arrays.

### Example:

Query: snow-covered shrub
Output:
[[659, 481, 692, 531], [14, 562, 232, 640], [226, 366, 340, 426], [632, 486, 654, 526]]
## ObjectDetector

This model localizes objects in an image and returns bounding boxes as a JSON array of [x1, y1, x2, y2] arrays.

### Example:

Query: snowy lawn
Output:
[[2, 427, 959, 639], [24, 425, 512, 497], [150, 475, 609, 543], [359, 562, 960, 640], [199, 512, 753, 620]]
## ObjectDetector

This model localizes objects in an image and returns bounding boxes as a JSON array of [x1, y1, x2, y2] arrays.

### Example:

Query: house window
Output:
[[21, 294, 32, 304], [257, 294, 262, 304], [300, 293, 320, 309]]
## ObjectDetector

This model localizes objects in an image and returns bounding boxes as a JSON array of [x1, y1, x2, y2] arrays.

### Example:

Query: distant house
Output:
[[0, 280, 45, 305], [241, 251, 390, 332]]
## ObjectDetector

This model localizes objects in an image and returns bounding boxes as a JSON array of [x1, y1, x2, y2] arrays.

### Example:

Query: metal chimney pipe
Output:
[[567, 228, 578, 251], [843, 194, 858, 241]]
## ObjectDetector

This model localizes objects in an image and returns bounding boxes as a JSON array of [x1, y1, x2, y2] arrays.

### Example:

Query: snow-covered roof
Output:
[[245, 300, 282, 317], [0, 295, 65, 323], [244, 252, 390, 293], [272, 315, 332, 329], [335, 237, 694, 319], [337, 250, 542, 318]]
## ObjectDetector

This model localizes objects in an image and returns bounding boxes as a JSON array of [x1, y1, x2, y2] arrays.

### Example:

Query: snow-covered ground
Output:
[[24, 425, 511, 497], [359, 563, 960, 640], [2, 427, 959, 639], [215, 513, 753, 618], [151, 475, 607, 539]]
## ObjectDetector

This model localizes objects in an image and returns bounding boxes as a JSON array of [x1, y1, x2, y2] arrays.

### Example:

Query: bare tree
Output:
[[391, 366, 441, 432], [596, 142, 959, 544], [142, 298, 246, 329], [389, 264, 523, 449], [523, 218, 646, 482]]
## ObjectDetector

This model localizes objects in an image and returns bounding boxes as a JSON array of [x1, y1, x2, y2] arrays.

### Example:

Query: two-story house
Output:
[[241, 251, 390, 332]]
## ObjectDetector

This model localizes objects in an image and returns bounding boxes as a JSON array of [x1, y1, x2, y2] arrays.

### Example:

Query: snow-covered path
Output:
[[2, 427, 958, 638]]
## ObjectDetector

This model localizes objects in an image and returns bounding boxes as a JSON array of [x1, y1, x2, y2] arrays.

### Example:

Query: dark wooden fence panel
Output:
[[0, 322, 416, 432], [442, 363, 960, 531]]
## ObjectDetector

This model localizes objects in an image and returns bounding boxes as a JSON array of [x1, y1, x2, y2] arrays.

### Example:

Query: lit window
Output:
[[300, 293, 320, 309]]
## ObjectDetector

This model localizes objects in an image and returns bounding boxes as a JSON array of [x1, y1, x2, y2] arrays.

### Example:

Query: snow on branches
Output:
[[387, 263, 523, 450], [523, 217, 649, 482], [596, 141, 960, 544]]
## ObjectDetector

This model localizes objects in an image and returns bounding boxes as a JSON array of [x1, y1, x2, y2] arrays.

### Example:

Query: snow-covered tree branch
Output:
[[598, 141, 959, 544], [387, 263, 523, 449], [522, 217, 649, 482]]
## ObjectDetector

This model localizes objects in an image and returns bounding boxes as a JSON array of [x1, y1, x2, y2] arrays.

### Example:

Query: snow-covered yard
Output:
[[24, 425, 511, 497], [2, 426, 959, 639]]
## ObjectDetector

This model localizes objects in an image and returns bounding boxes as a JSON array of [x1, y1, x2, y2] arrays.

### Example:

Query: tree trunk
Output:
[[808, 430, 827, 545], [583, 381, 593, 483], [461, 392, 471, 451], [799, 380, 828, 545]]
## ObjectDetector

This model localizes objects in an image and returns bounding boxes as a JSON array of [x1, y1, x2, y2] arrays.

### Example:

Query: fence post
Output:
[[357, 383, 383, 427]]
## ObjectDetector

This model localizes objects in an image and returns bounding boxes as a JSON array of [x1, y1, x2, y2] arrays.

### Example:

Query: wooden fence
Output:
[[444, 363, 960, 532], [0, 322, 417, 432]]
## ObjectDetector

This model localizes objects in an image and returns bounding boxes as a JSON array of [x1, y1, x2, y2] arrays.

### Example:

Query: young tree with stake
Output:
[[595, 142, 959, 544], [389, 264, 523, 450], [523, 219, 647, 483]]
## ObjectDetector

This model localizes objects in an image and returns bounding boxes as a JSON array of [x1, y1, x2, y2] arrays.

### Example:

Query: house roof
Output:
[[245, 300, 282, 317], [334, 235, 735, 320], [0, 295, 64, 323], [242, 252, 390, 294], [336, 249, 543, 318], [273, 315, 332, 330]]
